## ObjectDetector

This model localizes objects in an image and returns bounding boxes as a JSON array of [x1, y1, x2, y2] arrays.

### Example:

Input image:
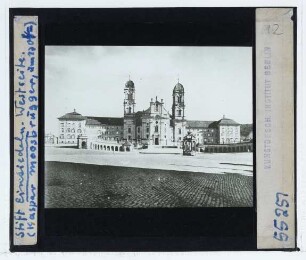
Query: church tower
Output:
[[124, 79, 135, 115], [123, 78, 136, 142], [172, 81, 185, 120], [172, 81, 186, 144]]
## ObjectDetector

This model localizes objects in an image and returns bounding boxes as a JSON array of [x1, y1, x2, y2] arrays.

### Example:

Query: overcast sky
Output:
[[45, 46, 252, 134]]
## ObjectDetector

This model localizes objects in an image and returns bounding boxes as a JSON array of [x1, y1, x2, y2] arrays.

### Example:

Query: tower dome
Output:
[[173, 82, 184, 93], [125, 80, 135, 89]]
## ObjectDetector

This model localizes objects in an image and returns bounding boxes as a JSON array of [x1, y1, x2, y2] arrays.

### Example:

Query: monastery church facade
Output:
[[123, 79, 186, 146], [57, 79, 241, 147]]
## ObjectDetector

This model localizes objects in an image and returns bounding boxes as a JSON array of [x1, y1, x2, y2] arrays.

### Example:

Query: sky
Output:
[[45, 46, 252, 134]]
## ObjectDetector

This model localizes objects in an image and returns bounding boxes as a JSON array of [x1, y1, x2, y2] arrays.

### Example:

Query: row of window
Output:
[[130, 123, 174, 134], [220, 132, 239, 137], [60, 134, 77, 139], [88, 126, 122, 130], [204, 133, 215, 137], [59, 140, 75, 144], [221, 128, 239, 133], [98, 137, 120, 142], [187, 129, 214, 133], [100, 131, 122, 135], [129, 126, 160, 133], [61, 128, 82, 133], [203, 129, 214, 132], [204, 138, 215, 143], [61, 122, 82, 128], [61, 122, 122, 130]]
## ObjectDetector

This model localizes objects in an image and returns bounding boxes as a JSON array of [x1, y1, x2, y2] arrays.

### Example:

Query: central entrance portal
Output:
[[155, 138, 159, 145]]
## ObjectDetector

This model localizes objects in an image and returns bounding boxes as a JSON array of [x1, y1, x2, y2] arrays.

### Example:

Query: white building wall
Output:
[[123, 117, 136, 141], [58, 119, 86, 144], [219, 125, 240, 144], [86, 125, 106, 141]]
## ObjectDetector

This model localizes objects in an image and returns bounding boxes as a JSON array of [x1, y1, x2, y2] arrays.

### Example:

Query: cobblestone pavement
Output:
[[45, 161, 253, 208]]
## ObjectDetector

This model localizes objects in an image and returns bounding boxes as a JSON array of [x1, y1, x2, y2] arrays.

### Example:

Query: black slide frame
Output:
[[10, 7, 282, 252]]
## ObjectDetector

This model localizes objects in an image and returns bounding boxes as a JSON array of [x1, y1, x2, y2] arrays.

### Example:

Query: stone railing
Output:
[[89, 140, 133, 152], [201, 142, 253, 153]]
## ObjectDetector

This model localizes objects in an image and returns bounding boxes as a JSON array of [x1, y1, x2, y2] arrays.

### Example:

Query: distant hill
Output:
[[240, 124, 253, 137]]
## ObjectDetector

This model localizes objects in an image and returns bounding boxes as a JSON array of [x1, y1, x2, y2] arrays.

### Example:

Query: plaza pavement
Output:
[[45, 147, 253, 176]]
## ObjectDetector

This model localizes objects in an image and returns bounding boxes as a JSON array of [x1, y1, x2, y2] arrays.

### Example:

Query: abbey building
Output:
[[57, 79, 241, 147], [123, 79, 187, 146]]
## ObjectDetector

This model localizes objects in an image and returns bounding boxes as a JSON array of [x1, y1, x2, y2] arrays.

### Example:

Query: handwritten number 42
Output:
[[265, 24, 284, 35]]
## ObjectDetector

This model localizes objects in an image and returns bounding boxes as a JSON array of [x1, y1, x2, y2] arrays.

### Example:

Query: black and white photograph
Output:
[[45, 46, 253, 208], [6, 3, 301, 253]]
